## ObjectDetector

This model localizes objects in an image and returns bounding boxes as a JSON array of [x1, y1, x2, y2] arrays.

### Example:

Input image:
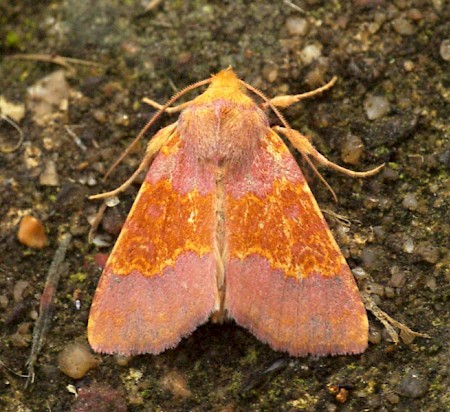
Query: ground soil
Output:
[[0, 1, 448, 411]]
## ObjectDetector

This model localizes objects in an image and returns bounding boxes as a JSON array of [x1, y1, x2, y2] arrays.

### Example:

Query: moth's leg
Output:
[[143, 98, 190, 113], [274, 126, 385, 178], [261, 76, 337, 109], [90, 123, 176, 200]]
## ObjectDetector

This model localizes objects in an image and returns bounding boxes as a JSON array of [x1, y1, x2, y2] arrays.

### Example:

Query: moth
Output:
[[88, 68, 383, 356]]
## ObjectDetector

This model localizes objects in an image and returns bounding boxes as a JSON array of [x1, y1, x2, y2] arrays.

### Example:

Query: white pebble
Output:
[[402, 192, 418, 210], [286, 17, 309, 36], [439, 39, 450, 61], [403, 237, 415, 254], [105, 196, 120, 207], [364, 95, 390, 120], [300, 44, 322, 66], [39, 160, 60, 186]]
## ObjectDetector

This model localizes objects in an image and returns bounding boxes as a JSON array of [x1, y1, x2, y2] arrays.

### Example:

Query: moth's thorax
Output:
[[177, 95, 269, 169]]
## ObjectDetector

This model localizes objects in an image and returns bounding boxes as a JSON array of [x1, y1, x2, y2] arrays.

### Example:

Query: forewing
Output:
[[88, 131, 218, 355], [224, 130, 368, 356]]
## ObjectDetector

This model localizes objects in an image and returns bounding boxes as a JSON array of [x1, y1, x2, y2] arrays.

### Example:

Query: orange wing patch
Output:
[[88, 132, 218, 355], [224, 130, 368, 356]]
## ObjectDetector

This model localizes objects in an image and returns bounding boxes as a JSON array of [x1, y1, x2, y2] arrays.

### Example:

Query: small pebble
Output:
[[0, 295, 9, 309], [336, 388, 349, 403], [368, 325, 382, 344], [340, 133, 364, 165], [105, 196, 120, 208], [415, 241, 440, 264], [10, 322, 32, 348], [366, 393, 382, 408], [299, 43, 322, 65], [262, 64, 278, 83], [402, 237, 414, 253], [407, 9, 422, 21], [102, 208, 125, 236], [403, 60, 415, 71], [17, 215, 48, 249], [361, 246, 382, 270], [364, 281, 385, 297], [364, 95, 390, 120], [177, 51, 192, 65], [0, 95, 25, 122], [402, 193, 418, 210], [92, 109, 107, 124], [432, 0, 443, 12], [39, 160, 60, 186], [398, 369, 428, 398], [114, 113, 130, 127], [286, 16, 309, 36], [91, 235, 112, 248], [425, 276, 437, 291], [58, 342, 100, 379], [373, 226, 386, 239], [114, 355, 132, 367], [392, 17, 416, 35], [161, 370, 193, 399], [385, 286, 395, 298], [439, 39, 450, 61], [352, 266, 370, 281], [385, 392, 400, 405], [13, 280, 30, 302], [26, 70, 70, 126], [72, 384, 127, 412], [381, 166, 399, 181], [389, 266, 407, 288], [304, 64, 328, 88], [121, 40, 140, 57]]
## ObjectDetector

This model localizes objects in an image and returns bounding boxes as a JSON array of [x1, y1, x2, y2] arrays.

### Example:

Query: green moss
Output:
[[6, 31, 20, 47], [68, 272, 88, 283], [240, 347, 259, 366], [388, 162, 399, 170]]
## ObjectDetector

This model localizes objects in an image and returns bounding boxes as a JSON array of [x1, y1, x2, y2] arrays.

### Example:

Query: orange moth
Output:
[[88, 68, 383, 357]]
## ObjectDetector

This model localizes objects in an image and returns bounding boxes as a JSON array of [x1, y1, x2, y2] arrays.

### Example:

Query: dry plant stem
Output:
[[26, 233, 72, 388], [88, 202, 107, 243], [321, 209, 352, 227], [0, 115, 24, 153], [362, 292, 431, 345], [9, 53, 103, 74], [283, 0, 306, 13], [144, 0, 165, 12]]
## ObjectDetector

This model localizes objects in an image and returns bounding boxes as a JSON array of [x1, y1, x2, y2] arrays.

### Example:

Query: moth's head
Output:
[[191, 67, 252, 106], [208, 67, 245, 94]]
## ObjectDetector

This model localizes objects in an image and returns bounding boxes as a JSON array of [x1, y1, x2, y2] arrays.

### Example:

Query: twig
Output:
[[145, 0, 164, 12], [283, 0, 306, 14], [25, 233, 72, 388], [65, 125, 87, 152], [0, 114, 24, 153], [9, 54, 103, 74], [362, 292, 431, 345], [88, 203, 108, 244]]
